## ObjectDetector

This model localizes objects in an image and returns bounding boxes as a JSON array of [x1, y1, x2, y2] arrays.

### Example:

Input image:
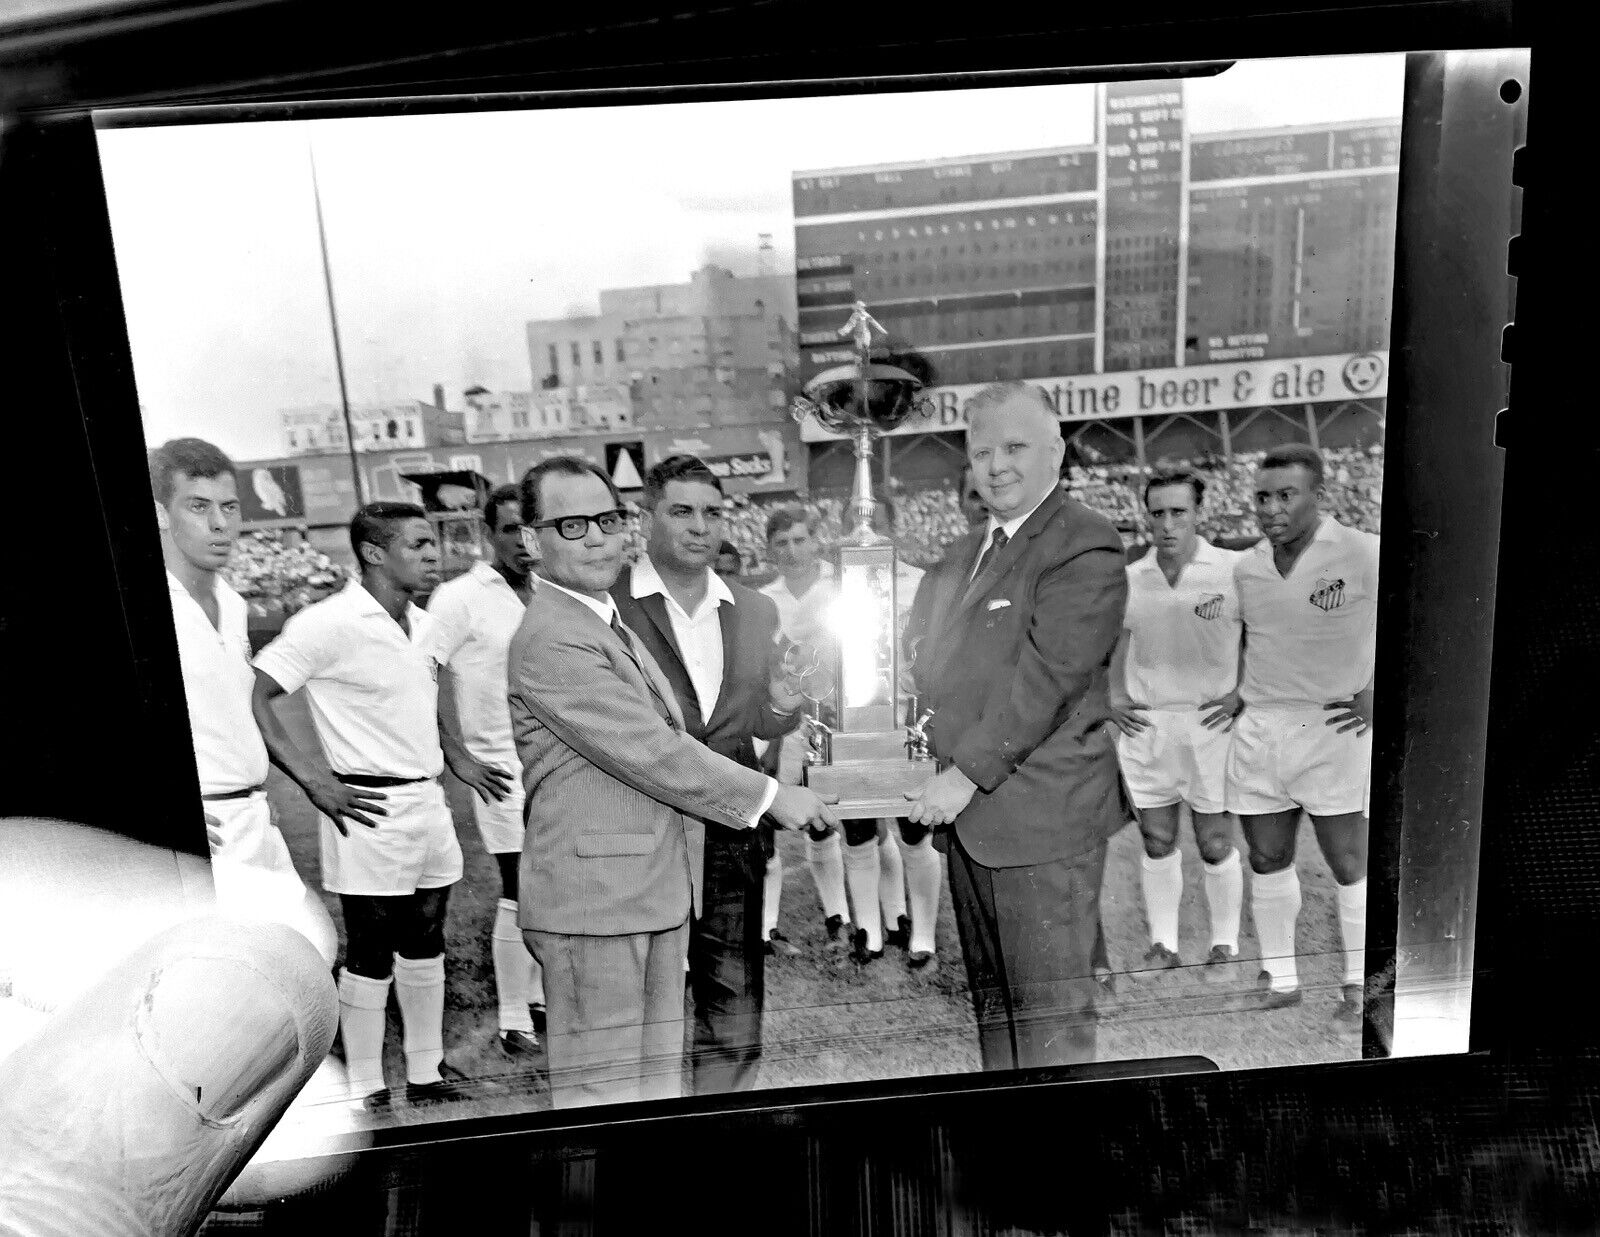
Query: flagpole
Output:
[[309, 139, 365, 509]]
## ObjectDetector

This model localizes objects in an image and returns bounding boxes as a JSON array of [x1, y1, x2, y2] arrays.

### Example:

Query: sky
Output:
[[97, 53, 1404, 461]]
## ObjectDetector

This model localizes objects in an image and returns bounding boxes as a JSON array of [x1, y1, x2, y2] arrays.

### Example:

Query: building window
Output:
[[593, 340, 604, 365], [571, 341, 582, 367], [548, 344, 559, 375], [615, 338, 625, 362], [405, 419, 415, 438]]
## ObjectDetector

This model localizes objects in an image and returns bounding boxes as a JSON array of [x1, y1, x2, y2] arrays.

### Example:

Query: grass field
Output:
[[258, 692, 1358, 1148]]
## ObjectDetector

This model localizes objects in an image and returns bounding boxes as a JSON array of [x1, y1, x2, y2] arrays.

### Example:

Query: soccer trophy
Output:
[[789, 301, 937, 818]]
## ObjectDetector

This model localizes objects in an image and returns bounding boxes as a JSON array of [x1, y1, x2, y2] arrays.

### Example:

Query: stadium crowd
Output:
[[223, 530, 348, 617]]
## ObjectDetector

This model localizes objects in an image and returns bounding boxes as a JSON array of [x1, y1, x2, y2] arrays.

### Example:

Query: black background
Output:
[[2, 1, 1595, 1232]]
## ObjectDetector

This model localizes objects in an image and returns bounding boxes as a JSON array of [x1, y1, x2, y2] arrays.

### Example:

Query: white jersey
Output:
[[760, 573, 837, 649], [420, 562, 528, 765], [1122, 539, 1244, 709], [1235, 517, 1381, 710], [166, 571, 271, 794], [253, 579, 443, 780]]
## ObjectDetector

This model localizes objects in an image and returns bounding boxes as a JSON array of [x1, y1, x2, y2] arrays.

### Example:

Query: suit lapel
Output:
[[953, 489, 1064, 621], [705, 602, 740, 733], [615, 619, 686, 731], [918, 529, 984, 684]]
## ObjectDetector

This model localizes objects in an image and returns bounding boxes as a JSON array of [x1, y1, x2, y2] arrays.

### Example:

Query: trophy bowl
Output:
[[799, 362, 926, 436]]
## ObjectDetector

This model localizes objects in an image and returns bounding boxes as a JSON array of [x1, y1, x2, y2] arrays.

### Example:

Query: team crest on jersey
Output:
[[1193, 593, 1225, 621], [1309, 577, 1347, 612]]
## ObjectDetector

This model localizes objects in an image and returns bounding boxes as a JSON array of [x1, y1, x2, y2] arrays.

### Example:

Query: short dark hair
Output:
[[519, 455, 621, 524], [1142, 467, 1207, 508], [1260, 443, 1326, 487], [483, 483, 521, 529], [350, 501, 428, 565], [717, 540, 739, 558], [148, 438, 236, 507], [642, 454, 723, 509], [765, 507, 810, 542]]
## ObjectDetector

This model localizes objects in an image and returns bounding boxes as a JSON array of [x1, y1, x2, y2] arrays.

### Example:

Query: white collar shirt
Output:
[[972, 487, 1053, 581], [166, 570, 270, 794], [759, 571, 837, 647], [632, 554, 733, 721], [1235, 517, 1382, 709], [538, 575, 619, 627], [252, 579, 443, 779], [420, 562, 528, 763], [1122, 539, 1244, 708]]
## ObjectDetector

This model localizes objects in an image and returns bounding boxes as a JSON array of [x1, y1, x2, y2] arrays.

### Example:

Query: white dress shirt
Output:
[[631, 554, 733, 722], [541, 572, 778, 825], [166, 570, 270, 794], [252, 579, 443, 779], [421, 562, 527, 764], [970, 486, 1054, 582]]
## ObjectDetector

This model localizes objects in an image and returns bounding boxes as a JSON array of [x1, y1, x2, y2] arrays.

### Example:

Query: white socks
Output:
[[900, 832, 941, 955], [1203, 848, 1244, 951], [392, 954, 446, 1085], [763, 853, 783, 939], [878, 829, 907, 926], [1251, 866, 1303, 993], [1139, 849, 1184, 952], [1337, 877, 1367, 988], [842, 839, 882, 951], [336, 969, 391, 1100], [805, 831, 850, 923], [492, 898, 540, 1033]]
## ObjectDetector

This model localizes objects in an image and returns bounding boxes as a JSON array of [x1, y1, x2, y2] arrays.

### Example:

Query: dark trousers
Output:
[[687, 825, 766, 1095], [948, 832, 1109, 1072]]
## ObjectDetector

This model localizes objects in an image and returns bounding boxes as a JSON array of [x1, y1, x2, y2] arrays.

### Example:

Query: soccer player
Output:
[[423, 485, 544, 1056], [1108, 467, 1247, 979], [1228, 444, 1379, 1022], [148, 438, 332, 962], [251, 503, 467, 1104], [759, 509, 851, 948]]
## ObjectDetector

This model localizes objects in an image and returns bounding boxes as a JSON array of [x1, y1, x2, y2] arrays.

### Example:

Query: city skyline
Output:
[[98, 53, 1404, 460]]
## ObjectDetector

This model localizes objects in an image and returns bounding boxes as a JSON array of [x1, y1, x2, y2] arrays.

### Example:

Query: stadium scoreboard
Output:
[[792, 82, 1399, 440]]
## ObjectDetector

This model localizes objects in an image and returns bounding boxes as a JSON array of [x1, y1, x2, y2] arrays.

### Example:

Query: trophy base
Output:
[[801, 731, 937, 820]]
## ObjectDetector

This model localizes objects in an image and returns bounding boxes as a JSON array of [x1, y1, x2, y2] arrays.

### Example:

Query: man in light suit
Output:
[[508, 456, 838, 1109], [905, 382, 1131, 1071], [611, 454, 804, 1095]]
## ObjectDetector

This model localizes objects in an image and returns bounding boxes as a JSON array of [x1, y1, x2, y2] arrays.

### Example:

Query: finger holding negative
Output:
[[1324, 711, 1356, 728]]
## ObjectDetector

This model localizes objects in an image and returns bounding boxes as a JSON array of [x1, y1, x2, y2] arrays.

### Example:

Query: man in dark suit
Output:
[[905, 381, 1130, 1070], [611, 455, 805, 1095]]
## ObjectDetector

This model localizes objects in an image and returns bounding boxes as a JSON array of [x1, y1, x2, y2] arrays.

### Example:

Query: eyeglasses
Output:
[[530, 509, 629, 541]]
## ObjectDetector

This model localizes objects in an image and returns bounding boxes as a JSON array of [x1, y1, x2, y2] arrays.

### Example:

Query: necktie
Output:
[[611, 613, 677, 727], [968, 527, 1009, 592]]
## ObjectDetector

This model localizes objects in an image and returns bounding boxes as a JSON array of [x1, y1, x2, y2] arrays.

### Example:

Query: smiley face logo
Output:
[[1342, 353, 1385, 396]]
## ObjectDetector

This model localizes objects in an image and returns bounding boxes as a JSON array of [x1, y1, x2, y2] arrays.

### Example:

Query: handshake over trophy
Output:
[[788, 302, 939, 818]]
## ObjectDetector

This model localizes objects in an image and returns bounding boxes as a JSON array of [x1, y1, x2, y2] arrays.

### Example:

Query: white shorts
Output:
[[1226, 707, 1373, 819], [472, 783, 526, 855], [206, 794, 334, 963], [319, 779, 463, 896], [1116, 708, 1231, 815]]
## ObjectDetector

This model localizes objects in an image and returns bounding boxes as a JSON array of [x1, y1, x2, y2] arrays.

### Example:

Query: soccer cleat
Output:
[[885, 915, 912, 951], [1254, 970, 1304, 1011], [1201, 944, 1241, 985], [1142, 943, 1182, 970], [530, 1004, 547, 1036], [1333, 984, 1364, 1024], [908, 950, 937, 972], [824, 914, 845, 940], [850, 928, 883, 965], [498, 1028, 541, 1057], [403, 1061, 470, 1105]]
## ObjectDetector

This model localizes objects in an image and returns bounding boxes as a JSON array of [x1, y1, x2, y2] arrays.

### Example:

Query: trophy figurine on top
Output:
[[788, 301, 937, 818]]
